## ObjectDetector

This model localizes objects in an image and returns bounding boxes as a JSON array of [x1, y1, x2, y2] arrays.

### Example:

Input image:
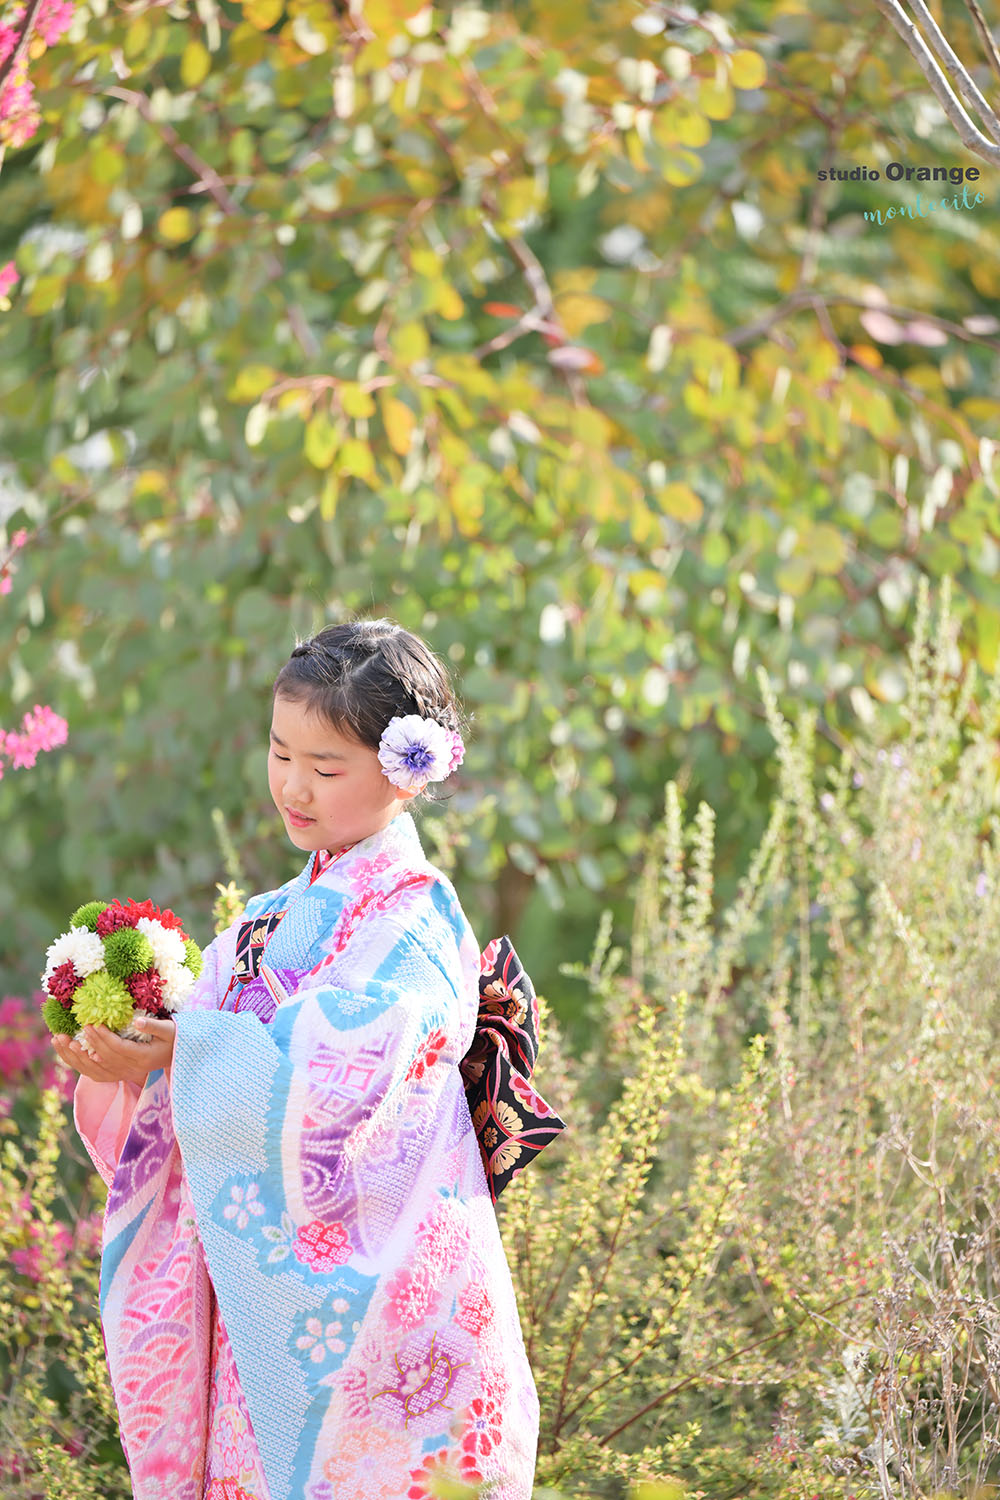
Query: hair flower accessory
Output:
[[378, 714, 463, 791]]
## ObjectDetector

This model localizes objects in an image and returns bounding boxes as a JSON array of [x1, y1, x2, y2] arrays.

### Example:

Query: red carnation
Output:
[[47, 961, 80, 1007], [120, 898, 187, 938], [96, 901, 139, 937], [121, 898, 157, 923], [126, 969, 166, 1014], [147, 904, 186, 934]]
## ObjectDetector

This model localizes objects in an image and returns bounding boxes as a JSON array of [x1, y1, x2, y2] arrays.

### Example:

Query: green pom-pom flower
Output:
[[73, 972, 134, 1032], [42, 996, 79, 1037], [183, 938, 203, 978], [103, 927, 155, 980], [69, 900, 110, 932]]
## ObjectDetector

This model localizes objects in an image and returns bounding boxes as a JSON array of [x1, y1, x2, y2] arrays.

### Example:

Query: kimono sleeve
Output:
[[168, 878, 481, 1253], [72, 919, 239, 1187]]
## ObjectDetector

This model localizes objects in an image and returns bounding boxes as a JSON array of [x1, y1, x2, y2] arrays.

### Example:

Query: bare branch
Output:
[[961, 0, 1000, 89], [905, 0, 1000, 141], [872, 0, 1000, 166]]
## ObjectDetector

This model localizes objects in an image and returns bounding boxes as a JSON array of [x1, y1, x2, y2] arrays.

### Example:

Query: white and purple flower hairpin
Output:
[[377, 714, 465, 791]]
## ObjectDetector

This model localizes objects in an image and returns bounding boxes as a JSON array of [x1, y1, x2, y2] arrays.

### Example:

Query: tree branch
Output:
[[961, 0, 1000, 89], [904, 0, 1000, 141], [871, 0, 1000, 164]]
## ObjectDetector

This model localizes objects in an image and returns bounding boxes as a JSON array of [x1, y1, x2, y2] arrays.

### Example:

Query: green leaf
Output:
[[304, 412, 340, 469]]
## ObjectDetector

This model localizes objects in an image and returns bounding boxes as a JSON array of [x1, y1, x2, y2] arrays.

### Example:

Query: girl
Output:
[[53, 618, 563, 1500]]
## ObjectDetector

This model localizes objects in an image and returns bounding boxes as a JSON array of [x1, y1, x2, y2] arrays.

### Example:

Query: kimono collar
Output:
[[305, 810, 426, 895]]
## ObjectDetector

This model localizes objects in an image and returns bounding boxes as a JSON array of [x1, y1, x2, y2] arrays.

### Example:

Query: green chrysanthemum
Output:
[[42, 996, 79, 1037], [69, 900, 111, 932], [103, 926, 155, 980], [73, 971, 134, 1032], [183, 938, 203, 978]]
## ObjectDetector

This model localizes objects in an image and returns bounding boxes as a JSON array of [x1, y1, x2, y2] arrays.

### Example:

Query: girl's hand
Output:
[[51, 1017, 176, 1087]]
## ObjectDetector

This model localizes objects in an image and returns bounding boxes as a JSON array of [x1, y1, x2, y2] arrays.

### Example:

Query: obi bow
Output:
[[459, 934, 568, 1203]]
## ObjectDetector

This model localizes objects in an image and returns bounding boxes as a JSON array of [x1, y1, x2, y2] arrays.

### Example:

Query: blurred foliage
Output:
[[3, 0, 1000, 1027], [9, 579, 1000, 1496]]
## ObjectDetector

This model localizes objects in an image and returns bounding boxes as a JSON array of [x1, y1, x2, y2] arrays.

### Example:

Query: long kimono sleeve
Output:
[[165, 877, 511, 1500], [72, 921, 238, 1188]]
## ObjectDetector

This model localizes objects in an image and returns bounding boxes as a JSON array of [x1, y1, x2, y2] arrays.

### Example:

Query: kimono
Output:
[[73, 809, 563, 1500]]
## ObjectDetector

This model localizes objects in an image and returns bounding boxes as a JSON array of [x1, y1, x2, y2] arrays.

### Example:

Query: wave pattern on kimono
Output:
[[73, 811, 540, 1500]]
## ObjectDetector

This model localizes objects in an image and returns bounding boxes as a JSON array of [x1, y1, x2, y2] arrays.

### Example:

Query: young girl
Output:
[[53, 618, 563, 1500]]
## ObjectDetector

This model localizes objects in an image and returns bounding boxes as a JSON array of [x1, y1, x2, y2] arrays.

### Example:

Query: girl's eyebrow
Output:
[[269, 729, 349, 763]]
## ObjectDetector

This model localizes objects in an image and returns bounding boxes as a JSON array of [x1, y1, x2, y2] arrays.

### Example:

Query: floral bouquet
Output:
[[40, 898, 203, 1045]]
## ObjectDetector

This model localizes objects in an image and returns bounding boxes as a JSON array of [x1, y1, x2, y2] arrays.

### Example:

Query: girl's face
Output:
[[268, 693, 417, 852]]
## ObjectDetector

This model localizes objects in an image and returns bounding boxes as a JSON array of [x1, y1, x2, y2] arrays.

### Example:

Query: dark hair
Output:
[[271, 617, 472, 807]]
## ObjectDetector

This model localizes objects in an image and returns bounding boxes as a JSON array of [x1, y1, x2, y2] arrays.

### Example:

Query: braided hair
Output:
[[271, 617, 471, 806]]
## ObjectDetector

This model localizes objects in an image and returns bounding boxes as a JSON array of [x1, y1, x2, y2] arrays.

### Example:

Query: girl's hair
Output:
[[271, 617, 472, 806]]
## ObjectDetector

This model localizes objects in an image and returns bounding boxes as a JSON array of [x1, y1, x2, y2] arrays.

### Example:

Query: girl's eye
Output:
[[272, 750, 337, 779]]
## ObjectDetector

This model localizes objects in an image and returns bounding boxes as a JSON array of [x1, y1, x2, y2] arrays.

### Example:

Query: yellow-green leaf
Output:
[[338, 438, 376, 481], [123, 14, 151, 57], [243, 0, 283, 28], [411, 248, 442, 279], [26, 275, 66, 314], [728, 49, 766, 89], [433, 283, 465, 321], [658, 481, 703, 524], [180, 39, 211, 87], [381, 395, 416, 456], [392, 321, 430, 363], [319, 471, 339, 521], [631, 1482, 687, 1500], [697, 78, 734, 120], [227, 364, 280, 403], [775, 556, 814, 595], [158, 207, 195, 243], [304, 412, 340, 469], [810, 523, 848, 573], [662, 148, 702, 187], [339, 383, 376, 419], [554, 293, 612, 337]]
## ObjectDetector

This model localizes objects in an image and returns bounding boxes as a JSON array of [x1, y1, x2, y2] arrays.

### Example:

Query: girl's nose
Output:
[[283, 772, 312, 805]]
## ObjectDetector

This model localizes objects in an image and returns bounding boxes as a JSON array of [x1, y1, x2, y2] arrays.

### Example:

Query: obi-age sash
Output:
[[230, 909, 566, 1203]]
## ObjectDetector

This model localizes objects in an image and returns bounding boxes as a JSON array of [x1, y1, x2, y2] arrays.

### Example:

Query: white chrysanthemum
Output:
[[376, 714, 452, 790], [135, 917, 186, 971], [158, 958, 196, 1012], [43, 926, 105, 984]]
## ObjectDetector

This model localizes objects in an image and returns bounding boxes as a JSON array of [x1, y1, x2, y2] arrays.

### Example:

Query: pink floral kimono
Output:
[[73, 810, 564, 1500]]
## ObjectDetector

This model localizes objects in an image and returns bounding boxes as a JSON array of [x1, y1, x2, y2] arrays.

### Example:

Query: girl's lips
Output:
[[286, 808, 315, 825]]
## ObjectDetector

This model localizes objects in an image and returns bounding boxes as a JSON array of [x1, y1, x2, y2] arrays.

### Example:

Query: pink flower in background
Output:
[[35, 0, 74, 45], [0, 993, 74, 1098], [0, 0, 74, 151], [11, 1201, 73, 1281], [0, 704, 69, 778], [0, 261, 18, 297]]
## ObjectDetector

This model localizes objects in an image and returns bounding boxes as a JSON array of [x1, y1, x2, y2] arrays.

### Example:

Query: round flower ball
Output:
[[103, 927, 155, 981], [73, 972, 134, 1033], [42, 996, 79, 1037], [69, 900, 110, 932]]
